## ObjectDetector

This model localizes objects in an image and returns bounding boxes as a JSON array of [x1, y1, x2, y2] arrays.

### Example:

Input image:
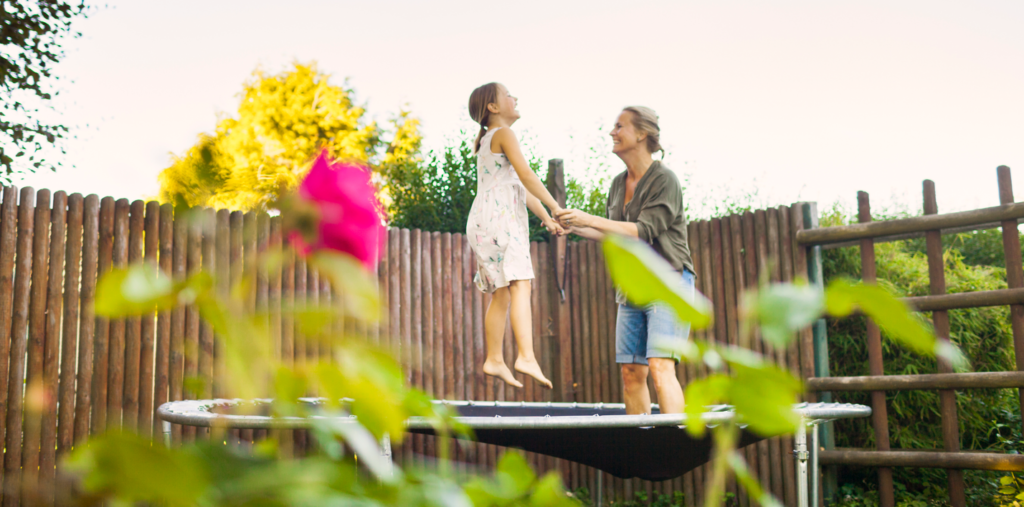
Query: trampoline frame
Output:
[[159, 399, 870, 507]]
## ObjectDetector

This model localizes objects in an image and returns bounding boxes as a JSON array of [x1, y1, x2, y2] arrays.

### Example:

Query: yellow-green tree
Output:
[[158, 62, 421, 210]]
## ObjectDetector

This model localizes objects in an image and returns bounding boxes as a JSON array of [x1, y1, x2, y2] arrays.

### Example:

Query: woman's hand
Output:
[[554, 208, 594, 229]]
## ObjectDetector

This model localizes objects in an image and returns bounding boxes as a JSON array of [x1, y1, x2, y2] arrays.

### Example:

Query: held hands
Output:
[[554, 208, 592, 229], [543, 205, 566, 237], [543, 217, 566, 236], [541, 206, 597, 237]]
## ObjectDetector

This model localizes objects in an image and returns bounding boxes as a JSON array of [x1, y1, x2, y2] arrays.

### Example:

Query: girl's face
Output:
[[610, 111, 644, 155], [488, 84, 520, 123]]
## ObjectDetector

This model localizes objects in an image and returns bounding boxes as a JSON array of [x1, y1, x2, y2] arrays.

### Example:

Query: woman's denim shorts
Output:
[[615, 269, 696, 365]]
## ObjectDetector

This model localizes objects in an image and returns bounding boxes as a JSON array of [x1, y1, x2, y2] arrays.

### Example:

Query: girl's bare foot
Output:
[[483, 360, 523, 388], [514, 357, 553, 389]]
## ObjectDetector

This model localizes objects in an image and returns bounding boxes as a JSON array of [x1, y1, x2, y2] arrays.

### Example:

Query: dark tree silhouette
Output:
[[1, 0, 89, 182]]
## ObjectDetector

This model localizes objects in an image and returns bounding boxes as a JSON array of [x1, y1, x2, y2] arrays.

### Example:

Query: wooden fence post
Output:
[[546, 159, 573, 403], [858, 191, 895, 507], [922, 180, 966, 506], [997, 167, 1024, 439]]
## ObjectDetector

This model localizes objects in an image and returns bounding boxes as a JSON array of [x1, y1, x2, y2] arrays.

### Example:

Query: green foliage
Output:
[[64, 432, 209, 507], [158, 62, 421, 211], [903, 227, 1024, 270], [72, 240, 577, 506], [821, 205, 1020, 503], [570, 487, 688, 506], [994, 472, 1024, 507], [382, 137, 478, 235], [464, 452, 577, 507], [748, 282, 823, 348], [825, 279, 956, 362], [381, 132, 609, 242], [603, 233, 936, 507], [683, 364, 801, 439], [830, 482, 948, 507], [0, 0, 88, 181]]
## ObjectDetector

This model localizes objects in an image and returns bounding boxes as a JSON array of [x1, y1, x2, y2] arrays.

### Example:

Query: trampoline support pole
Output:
[[163, 420, 171, 447], [796, 420, 810, 507], [596, 472, 603, 506], [811, 423, 821, 507]]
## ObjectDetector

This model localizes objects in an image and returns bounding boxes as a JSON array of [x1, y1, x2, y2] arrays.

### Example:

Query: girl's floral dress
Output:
[[467, 127, 534, 293]]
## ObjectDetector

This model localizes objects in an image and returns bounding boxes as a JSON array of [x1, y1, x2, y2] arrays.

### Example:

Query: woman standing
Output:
[[556, 106, 695, 415]]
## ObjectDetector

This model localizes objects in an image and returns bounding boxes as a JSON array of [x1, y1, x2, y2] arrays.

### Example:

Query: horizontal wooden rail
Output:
[[820, 449, 1024, 471], [796, 202, 1024, 247], [818, 219, 1024, 250], [806, 371, 1024, 392], [901, 288, 1024, 312]]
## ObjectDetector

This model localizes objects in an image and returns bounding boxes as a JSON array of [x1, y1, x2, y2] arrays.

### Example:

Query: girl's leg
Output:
[[508, 280, 552, 389], [482, 286, 522, 387]]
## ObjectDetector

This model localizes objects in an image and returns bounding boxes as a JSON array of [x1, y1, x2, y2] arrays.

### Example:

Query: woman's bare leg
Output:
[[482, 286, 521, 387], [649, 358, 684, 414], [508, 280, 552, 388]]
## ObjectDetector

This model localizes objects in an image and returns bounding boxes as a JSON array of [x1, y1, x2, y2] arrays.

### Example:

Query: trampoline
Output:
[[159, 399, 870, 507]]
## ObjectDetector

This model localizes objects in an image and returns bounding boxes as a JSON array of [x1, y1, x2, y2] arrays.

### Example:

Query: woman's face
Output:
[[490, 84, 520, 122], [610, 111, 644, 155]]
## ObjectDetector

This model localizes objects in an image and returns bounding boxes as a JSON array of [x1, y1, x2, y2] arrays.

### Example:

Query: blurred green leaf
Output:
[[94, 264, 171, 317], [311, 251, 381, 322], [729, 451, 782, 507], [397, 475, 473, 507], [63, 432, 208, 507], [683, 358, 802, 437], [496, 451, 536, 496], [404, 390, 474, 441], [602, 234, 712, 329], [321, 344, 408, 441], [464, 451, 557, 506], [825, 279, 939, 357], [684, 374, 730, 437], [197, 295, 273, 400], [528, 472, 577, 507], [183, 376, 206, 399], [272, 367, 308, 419], [95, 265, 215, 318], [749, 282, 823, 348], [730, 363, 802, 436], [295, 306, 335, 337]]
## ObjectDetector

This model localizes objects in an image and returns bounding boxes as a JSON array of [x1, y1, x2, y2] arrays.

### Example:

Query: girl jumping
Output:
[[466, 82, 562, 389]]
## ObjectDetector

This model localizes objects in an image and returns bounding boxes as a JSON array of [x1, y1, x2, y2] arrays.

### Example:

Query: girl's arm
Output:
[[493, 128, 562, 213], [525, 192, 552, 222], [527, 193, 565, 236], [555, 209, 639, 238]]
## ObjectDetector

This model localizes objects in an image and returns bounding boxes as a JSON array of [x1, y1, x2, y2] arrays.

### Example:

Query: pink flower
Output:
[[287, 150, 385, 271]]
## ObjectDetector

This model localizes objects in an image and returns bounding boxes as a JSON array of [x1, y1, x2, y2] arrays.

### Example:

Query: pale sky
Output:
[[15, 0, 1024, 217]]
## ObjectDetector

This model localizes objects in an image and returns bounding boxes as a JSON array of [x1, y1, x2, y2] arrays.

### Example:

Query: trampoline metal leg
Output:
[[795, 421, 809, 507], [811, 423, 820, 507], [163, 420, 172, 447], [596, 472, 603, 506]]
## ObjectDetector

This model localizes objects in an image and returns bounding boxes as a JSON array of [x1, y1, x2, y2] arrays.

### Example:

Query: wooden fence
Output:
[[0, 174, 818, 506], [801, 166, 1024, 507]]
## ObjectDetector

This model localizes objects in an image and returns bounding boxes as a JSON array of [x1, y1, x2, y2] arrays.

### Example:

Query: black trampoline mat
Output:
[[408, 404, 766, 481]]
